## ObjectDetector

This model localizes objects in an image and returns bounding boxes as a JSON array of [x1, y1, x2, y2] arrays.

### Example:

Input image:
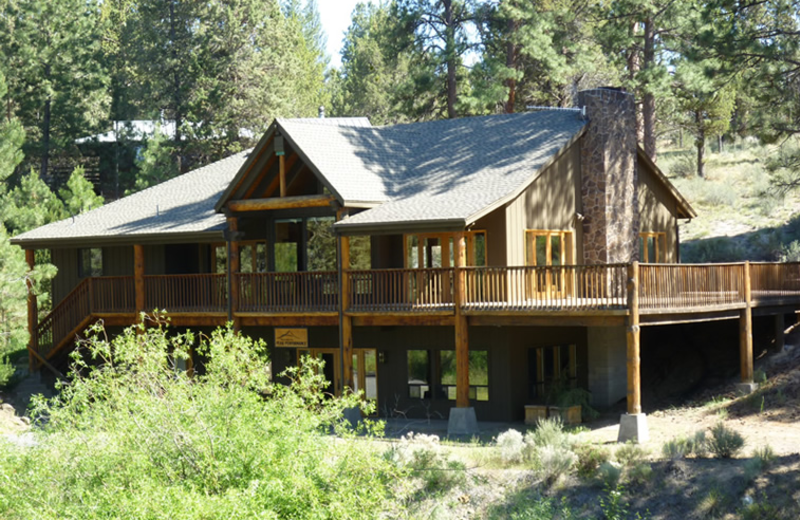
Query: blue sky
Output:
[[318, 0, 364, 69]]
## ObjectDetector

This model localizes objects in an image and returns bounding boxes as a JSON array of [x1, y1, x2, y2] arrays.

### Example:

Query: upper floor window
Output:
[[404, 231, 486, 268], [639, 232, 666, 263], [78, 248, 102, 278], [525, 230, 574, 267]]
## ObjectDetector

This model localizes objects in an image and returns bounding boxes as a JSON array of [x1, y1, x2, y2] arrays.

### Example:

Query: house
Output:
[[13, 88, 796, 439]]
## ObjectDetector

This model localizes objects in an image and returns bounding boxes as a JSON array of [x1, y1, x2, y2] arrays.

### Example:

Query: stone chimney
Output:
[[577, 88, 640, 264]]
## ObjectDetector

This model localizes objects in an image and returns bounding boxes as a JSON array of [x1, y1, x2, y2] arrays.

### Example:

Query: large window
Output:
[[407, 350, 489, 401], [639, 232, 666, 263], [529, 344, 577, 401], [78, 248, 102, 278], [407, 350, 430, 399], [405, 231, 486, 268], [525, 230, 574, 267]]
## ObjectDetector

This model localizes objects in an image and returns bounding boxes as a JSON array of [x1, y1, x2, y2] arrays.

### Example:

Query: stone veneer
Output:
[[577, 88, 640, 264]]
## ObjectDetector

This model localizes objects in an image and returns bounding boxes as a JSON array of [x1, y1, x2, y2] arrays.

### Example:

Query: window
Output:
[[78, 248, 102, 278], [529, 344, 577, 401], [407, 350, 430, 399], [239, 241, 268, 273], [404, 231, 486, 268], [525, 230, 574, 267], [439, 350, 489, 402], [639, 232, 666, 263]]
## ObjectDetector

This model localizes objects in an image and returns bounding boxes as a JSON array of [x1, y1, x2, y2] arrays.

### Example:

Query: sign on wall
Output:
[[275, 328, 308, 348]]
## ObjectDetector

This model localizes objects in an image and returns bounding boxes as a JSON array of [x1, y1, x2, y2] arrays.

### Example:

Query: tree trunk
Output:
[[169, 0, 183, 172], [718, 134, 723, 153], [642, 17, 656, 161], [696, 112, 705, 178], [504, 19, 517, 114], [444, 0, 457, 119], [627, 21, 643, 144], [40, 63, 52, 181]]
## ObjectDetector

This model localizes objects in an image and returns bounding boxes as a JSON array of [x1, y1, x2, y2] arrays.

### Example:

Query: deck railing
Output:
[[144, 274, 227, 313], [92, 276, 136, 313], [348, 268, 455, 312], [463, 265, 629, 311], [638, 263, 746, 311], [237, 271, 338, 313], [750, 262, 800, 302], [35, 278, 92, 359]]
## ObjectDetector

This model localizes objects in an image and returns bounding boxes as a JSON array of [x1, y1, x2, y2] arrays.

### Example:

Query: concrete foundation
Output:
[[447, 407, 478, 436], [588, 326, 627, 408], [618, 413, 649, 443], [343, 407, 362, 428], [736, 382, 758, 395]]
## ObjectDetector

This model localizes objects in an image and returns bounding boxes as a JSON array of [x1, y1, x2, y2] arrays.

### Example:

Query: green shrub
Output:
[[707, 423, 746, 458], [537, 444, 576, 485], [597, 461, 622, 488], [496, 429, 525, 464], [662, 431, 706, 460], [0, 321, 402, 519], [0, 356, 14, 389], [392, 432, 466, 494], [574, 443, 611, 478], [628, 463, 653, 486], [615, 441, 649, 468], [526, 417, 572, 450]]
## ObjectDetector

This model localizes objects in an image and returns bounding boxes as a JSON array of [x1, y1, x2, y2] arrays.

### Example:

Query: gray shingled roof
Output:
[[277, 111, 586, 231], [11, 150, 251, 248]]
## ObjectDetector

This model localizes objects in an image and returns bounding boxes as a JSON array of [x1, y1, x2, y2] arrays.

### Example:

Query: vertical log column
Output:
[[26, 250, 37, 372], [134, 244, 145, 321], [227, 216, 241, 331], [626, 261, 641, 415], [773, 313, 785, 354], [740, 261, 753, 383], [340, 233, 354, 392], [454, 232, 470, 408]]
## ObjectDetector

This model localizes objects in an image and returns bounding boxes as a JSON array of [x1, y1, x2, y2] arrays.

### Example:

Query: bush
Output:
[[526, 417, 572, 450], [0, 356, 14, 389], [615, 441, 649, 468], [0, 321, 401, 519], [707, 423, 746, 458], [496, 429, 526, 464], [392, 432, 466, 494], [628, 463, 653, 486], [597, 461, 622, 488], [662, 431, 706, 460], [574, 444, 612, 479], [537, 444, 577, 485]]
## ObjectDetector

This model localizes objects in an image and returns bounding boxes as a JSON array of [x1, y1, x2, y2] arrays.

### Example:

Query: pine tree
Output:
[[59, 167, 105, 217], [0, 0, 110, 181]]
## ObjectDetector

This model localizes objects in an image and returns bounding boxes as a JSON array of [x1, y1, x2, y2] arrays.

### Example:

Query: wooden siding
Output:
[[102, 246, 133, 276], [144, 244, 165, 275], [505, 142, 582, 266], [638, 157, 679, 262], [51, 248, 79, 305], [474, 208, 506, 267]]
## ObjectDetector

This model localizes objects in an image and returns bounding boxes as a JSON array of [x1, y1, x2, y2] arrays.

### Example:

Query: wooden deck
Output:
[[30, 262, 800, 367]]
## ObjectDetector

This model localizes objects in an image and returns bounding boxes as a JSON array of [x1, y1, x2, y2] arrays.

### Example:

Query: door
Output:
[[525, 231, 574, 300]]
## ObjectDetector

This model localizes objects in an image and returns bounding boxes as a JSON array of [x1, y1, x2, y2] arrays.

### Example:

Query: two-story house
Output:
[[14, 88, 796, 439]]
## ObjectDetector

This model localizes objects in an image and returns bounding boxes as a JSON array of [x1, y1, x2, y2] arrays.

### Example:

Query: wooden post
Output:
[[626, 262, 641, 415], [26, 250, 37, 372], [228, 216, 241, 331], [454, 232, 469, 408], [279, 154, 286, 197], [134, 244, 145, 319], [340, 234, 353, 391], [740, 261, 753, 382]]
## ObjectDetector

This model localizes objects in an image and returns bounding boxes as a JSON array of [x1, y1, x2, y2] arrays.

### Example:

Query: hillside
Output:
[[660, 140, 800, 262]]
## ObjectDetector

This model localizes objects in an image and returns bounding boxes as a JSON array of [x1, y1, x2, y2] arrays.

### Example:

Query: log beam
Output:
[[25, 250, 36, 372], [134, 244, 145, 319], [228, 216, 241, 331], [339, 212, 354, 391], [626, 262, 641, 415], [227, 194, 335, 212], [740, 261, 753, 382], [454, 232, 469, 408]]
